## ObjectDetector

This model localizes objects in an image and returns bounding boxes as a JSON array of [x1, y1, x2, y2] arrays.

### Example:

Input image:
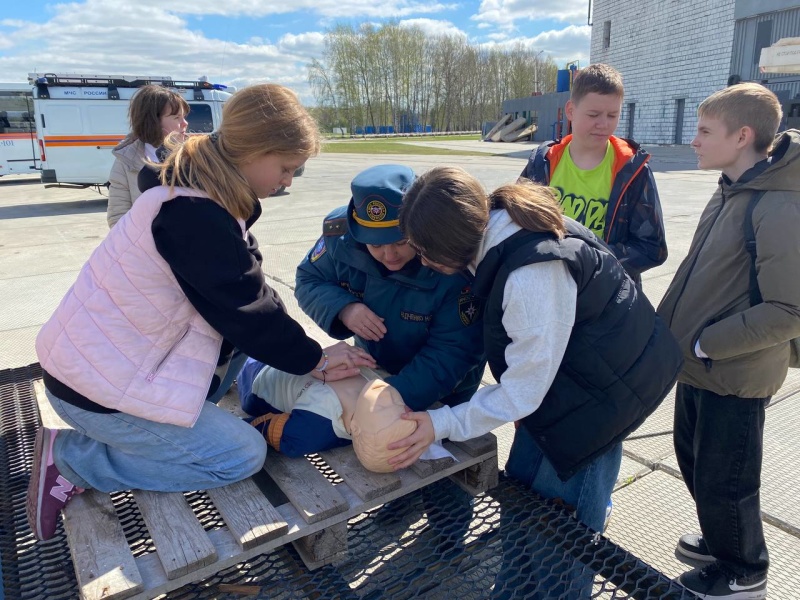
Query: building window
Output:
[[753, 20, 773, 65], [674, 99, 686, 145], [603, 21, 611, 49]]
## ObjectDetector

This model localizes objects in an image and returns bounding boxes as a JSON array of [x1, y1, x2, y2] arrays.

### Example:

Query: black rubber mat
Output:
[[0, 365, 695, 599]]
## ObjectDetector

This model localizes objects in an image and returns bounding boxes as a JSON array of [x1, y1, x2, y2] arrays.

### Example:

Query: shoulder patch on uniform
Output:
[[458, 287, 482, 326], [323, 217, 348, 237], [310, 237, 327, 262]]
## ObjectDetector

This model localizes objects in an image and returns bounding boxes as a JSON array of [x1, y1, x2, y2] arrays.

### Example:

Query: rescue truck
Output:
[[0, 83, 38, 177], [28, 73, 233, 186]]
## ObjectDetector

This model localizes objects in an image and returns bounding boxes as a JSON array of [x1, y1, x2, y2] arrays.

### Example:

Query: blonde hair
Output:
[[159, 84, 321, 220], [400, 167, 566, 268], [698, 83, 783, 153], [129, 85, 190, 146], [571, 63, 624, 104]]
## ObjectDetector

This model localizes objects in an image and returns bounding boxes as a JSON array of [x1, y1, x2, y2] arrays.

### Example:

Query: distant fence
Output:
[[331, 130, 481, 140]]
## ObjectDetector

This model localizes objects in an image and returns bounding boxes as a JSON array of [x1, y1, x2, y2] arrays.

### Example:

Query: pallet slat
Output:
[[451, 433, 497, 457], [206, 478, 288, 550], [263, 452, 348, 524], [410, 456, 456, 479], [62, 490, 144, 600], [292, 521, 348, 570], [320, 446, 402, 501], [132, 491, 217, 580]]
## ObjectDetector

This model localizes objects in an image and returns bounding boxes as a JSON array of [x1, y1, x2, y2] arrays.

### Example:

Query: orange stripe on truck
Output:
[[0, 133, 36, 140], [43, 135, 125, 147]]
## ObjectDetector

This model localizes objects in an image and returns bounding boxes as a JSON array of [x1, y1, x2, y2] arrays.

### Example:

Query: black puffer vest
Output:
[[474, 219, 682, 480]]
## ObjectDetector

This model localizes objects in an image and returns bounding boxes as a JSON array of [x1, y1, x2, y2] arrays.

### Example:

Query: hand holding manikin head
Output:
[[350, 379, 417, 473]]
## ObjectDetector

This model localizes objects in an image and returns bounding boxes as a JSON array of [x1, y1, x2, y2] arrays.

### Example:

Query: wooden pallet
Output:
[[32, 381, 499, 600]]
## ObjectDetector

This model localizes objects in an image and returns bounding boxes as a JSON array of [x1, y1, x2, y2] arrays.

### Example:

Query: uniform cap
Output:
[[347, 164, 415, 245]]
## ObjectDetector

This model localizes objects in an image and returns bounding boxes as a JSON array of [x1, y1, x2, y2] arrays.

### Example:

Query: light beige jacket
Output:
[[107, 137, 147, 228]]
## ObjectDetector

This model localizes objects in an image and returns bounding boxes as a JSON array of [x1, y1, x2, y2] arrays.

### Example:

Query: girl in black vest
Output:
[[390, 166, 681, 597]]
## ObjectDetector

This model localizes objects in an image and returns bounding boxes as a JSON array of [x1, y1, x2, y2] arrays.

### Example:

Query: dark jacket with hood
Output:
[[520, 134, 668, 281]]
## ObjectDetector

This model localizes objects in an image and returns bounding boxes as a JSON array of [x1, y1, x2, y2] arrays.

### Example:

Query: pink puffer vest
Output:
[[36, 185, 241, 427]]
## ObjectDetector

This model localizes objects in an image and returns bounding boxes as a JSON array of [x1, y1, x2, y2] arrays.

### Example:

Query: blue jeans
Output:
[[494, 425, 622, 599], [674, 383, 769, 577], [47, 389, 267, 493]]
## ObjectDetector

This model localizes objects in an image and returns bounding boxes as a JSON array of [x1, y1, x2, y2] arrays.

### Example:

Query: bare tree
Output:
[[309, 23, 557, 134]]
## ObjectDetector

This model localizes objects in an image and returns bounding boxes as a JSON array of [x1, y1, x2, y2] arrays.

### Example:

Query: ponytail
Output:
[[490, 180, 566, 239]]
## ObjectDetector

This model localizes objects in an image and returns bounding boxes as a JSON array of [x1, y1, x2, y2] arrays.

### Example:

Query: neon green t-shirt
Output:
[[549, 141, 615, 239]]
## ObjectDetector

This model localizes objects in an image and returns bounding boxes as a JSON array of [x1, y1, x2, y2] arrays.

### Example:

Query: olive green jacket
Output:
[[657, 130, 800, 398]]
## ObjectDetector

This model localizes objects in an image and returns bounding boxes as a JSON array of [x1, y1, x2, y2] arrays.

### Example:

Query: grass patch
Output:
[[322, 139, 491, 156]]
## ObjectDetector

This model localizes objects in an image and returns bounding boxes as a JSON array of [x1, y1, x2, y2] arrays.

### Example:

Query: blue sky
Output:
[[0, 0, 593, 102]]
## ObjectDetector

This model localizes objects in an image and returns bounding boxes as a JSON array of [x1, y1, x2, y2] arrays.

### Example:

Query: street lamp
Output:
[[534, 49, 545, 94]]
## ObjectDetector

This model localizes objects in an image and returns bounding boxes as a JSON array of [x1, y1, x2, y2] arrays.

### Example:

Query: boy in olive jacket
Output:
[[658, 83, 800, 599]]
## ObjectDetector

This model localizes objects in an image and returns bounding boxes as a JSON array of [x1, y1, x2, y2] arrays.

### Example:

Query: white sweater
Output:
[[429, 210, 577, 442]]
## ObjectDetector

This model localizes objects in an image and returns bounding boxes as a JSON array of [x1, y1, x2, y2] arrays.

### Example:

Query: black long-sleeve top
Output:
[[151, 195, 322, 374]]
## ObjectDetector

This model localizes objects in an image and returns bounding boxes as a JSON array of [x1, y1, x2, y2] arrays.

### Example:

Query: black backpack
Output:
[[743, 191, 800, 367]]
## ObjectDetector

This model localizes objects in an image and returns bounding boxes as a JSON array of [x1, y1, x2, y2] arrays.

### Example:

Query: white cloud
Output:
[[124, 0, 457, 19], [399, 18, 466, 38], [473, 0, 589, 29], [0, 0, 592, 103], [479, 24, 591, 69], [0, 0, 321, 100]]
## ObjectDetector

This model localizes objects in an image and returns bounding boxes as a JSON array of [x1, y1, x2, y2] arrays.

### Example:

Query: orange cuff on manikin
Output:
[[267, 413, 290, 452]]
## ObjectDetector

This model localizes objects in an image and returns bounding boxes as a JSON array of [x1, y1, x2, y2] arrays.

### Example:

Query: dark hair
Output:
[[400, 167, 566, 268], [571, 63, 624, 104], [129, 85, 190, 146]]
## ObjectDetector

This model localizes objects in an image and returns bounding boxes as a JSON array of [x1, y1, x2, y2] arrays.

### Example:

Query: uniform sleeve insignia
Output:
[[310, 237, 327, 262], [458, 291, 482, 326]]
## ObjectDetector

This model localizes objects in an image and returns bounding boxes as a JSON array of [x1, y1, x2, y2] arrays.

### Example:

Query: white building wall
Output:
[[590, 0, 737, 145]]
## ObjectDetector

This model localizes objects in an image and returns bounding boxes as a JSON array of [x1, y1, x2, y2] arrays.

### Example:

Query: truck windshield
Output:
[[187, 104, 213, 133]]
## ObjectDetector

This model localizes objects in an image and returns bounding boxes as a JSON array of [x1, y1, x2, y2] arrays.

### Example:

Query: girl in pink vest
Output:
[[28, 83, 375, 541]]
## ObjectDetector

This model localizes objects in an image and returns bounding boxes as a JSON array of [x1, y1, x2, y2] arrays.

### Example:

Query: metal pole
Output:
[[535, 49, 544, 93]]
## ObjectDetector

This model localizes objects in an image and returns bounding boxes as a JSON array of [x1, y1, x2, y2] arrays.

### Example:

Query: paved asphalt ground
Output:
[[0, 139, 798, 597]]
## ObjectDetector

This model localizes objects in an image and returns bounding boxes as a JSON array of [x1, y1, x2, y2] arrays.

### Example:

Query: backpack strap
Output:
[[743, 191, 767, 307]]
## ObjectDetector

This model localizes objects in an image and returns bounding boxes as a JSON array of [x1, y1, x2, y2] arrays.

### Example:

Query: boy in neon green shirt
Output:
[[520, 63, 667, 282]]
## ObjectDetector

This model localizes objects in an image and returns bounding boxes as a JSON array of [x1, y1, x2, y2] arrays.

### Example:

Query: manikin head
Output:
[[350, 379, 416, 473]]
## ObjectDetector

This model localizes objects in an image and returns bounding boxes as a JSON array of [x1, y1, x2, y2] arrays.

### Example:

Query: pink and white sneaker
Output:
[[26, 427, 83, 541]]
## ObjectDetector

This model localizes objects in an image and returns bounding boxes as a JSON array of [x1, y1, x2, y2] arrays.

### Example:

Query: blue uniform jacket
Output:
[[295, 206, 485, 410]]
